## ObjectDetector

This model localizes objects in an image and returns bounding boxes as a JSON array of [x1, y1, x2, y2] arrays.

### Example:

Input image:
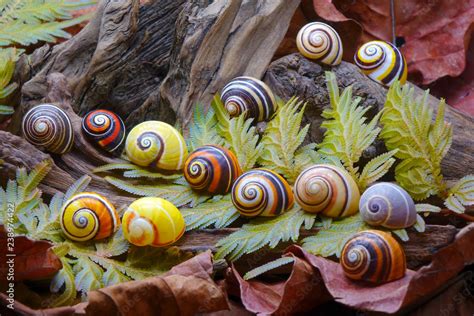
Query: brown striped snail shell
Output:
[[184, 145, 242, 195], [341, 230, 406, 283], [359, 182, 416, 229], [82, 109, 126, 153], [221, 76, 277, 122], [22, 104, 74, 154], [294, 164, 360, 218], [296, 22, 343, 66]]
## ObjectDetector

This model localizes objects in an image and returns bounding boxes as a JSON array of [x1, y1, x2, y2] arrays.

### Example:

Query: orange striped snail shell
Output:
[[184, 145, 242, 195], [82, 109, 126, 153], [60, 192, 120, 242], [341, 230, 406, 283], [232, 169, 294, 218]]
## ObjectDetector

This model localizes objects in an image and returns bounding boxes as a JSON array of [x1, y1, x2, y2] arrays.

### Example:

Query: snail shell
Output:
[[22, 104, 74, 154], [341, 230, 406, 283], [232, 168, 294, 218], [60, 192, 120, 242], [125, 121, 188, 171], [221, 76, 277, 122], [122, 197, 185, 247], [82, 109, 126, 153], [184, 145, 242, 195], [354, 40, 407, 87], [296, 22, 343, 66], [359, 182, 416, 229], [294, 164, 360, 218]]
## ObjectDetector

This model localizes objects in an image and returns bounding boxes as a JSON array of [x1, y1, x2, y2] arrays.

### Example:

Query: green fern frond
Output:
[[94, 162, 181, 180], [413, 214, 425, 233], [391, 228, 409, 241], [181, 195, 239, 230], [73, 257, 103, 295], [0, 105, 13, 114], [50, 257, 76, 306], [243, 257, 295, 280], [358, 150, 398, 190], [102, 266, 131, 287], [415, 203, 441, 214], [188, 103, 225, 151], [94, 228, 129, 258], [444, 175, 474, 213], [0, 47, 19, 104]]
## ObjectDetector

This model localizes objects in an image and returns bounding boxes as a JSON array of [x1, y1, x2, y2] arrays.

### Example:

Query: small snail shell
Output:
[[82, 109, 126, 153], [354, 40, 407, 87], [296, 22, 343, 66], [122, 197, 185, 247], [22, 104, 74, 154], [294, 164, 360, 218], [184, 145, 242, 195], [221, 76, 277, 122], [60, 192, 120, 242], [341, 230, 406, 283], [232, 169, 294, 218], [125, 121, 188, 171], [359, 182, 416, 229]]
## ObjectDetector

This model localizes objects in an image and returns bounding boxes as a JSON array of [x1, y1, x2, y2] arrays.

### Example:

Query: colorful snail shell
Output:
[[60, 192, 120, 242], [125, 121, 188, 171], [184, 145, 242, 195], [122, 197, 185, 247], [354, 40, 407, 87], [82, 109, 126, 153], [294, 164, 360, 218], [221, 76, 277, 122], [22, 104, 74, 154], [341, 230, 406, 283], [296, 22, 343, 66], [359, 182, 416, 229], [232, 168, 294, 218]]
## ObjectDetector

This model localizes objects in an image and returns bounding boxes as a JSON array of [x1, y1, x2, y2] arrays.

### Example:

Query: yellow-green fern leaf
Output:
[[358, 149, 398, 190], [188, 103, 225, 151], [181, 195, 239, 230], [244, 257, 295, 280], [444, 175, 474, 213]]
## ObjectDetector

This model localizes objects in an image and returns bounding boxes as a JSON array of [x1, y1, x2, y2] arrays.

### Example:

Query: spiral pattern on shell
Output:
[[60, 192, 120, 242], [359, 182, 416, 229], [232, 169, 294, 218], [22, 104, 74, 154], [82, 109, 125, 153], [341, 230, 406, 283], [122, 197, 185, 247], [221, 76, 277, 122], [354, 40, 407, 87], [184, 145, 242, 194], [296, 22, 343, 66], [125, 121, 188, 171], [294, 164, 360, 217]]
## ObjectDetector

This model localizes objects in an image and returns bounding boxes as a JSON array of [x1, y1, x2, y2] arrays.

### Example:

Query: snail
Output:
[[184, 145, 242, 195], [60, 192, 120, 242], [359, 182, 416, 229], [82, 109, 126, 153], [122, 197, 185, 247], [341, 230, 406, 283], [22, 104, 74, 154], [354, 40, 407, 87], [221, 76, 277, 122], [125, 121, 188, 171], [294, 164, 360, 218], [232, 168, 294, 218], [296, 22, 343, 66]]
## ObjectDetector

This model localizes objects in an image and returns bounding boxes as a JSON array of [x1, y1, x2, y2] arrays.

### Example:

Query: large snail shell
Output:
[[294, 164, 360, 218], [221, 76, 277, 122], [296, 22, 343, 66], [341, 230, 406, 283], [60, 192, 120, 242], [122, 197, 185, 247], [184, 145, 242, 195], [22, 104, 74, 154], [82, 109, 125, 153], [232, 168, 294, 218], [359, 182, 416, 229], [354, 40, 407, 87], [125, 121, 188, 171]]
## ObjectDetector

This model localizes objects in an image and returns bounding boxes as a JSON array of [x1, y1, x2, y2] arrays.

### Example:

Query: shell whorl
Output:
[[184, 145, 242, 194], [82, 109, 125, 153], [22, 104, 74, 154], [294, 164, 360, 217], [341, 230, 406, 283], [221, 76, 277, 122], [60, 192, 120, 242], [232, 169, 294, 218], [354, 40, 407, 87], [359, 182, 416, 229], [296, 22, 343, 66]]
